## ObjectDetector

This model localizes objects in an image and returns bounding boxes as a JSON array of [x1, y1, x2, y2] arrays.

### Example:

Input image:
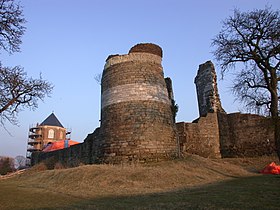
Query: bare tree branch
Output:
[[0, 0, 26, 54], [0, 64, 53, 126], [212, 7, 280, 116], [0, 1, 54, 128], [212, 6, 280, 160]]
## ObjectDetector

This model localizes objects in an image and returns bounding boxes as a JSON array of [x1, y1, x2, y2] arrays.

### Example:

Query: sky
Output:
[[1, 0, 279, 158]]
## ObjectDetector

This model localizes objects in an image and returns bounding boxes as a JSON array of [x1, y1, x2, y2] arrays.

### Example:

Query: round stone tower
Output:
[[100, 43, 178, 163]]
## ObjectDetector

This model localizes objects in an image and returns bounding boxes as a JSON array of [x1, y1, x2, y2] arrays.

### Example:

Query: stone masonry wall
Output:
[[31, 45, 277, 167], [194, 61, 225, 117], [100, 43, 178, 163], [31, 128, 102, 167], [218, 113, 275, 157], [100, 102, 177, 163], [176, 113, 221, 158], [176, 112, 276, 159], [165, 77, 174, 101], [31, 43, 178, 166]]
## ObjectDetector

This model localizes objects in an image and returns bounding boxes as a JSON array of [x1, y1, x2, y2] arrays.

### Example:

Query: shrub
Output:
[[0, 157, 15, 175]]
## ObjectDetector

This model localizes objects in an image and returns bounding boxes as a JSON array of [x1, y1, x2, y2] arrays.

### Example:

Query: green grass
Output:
[[83, 176, 280, 210], [0, 181, 81, 210], [0, 155, 279, 209], [1, 175, 279, 210]]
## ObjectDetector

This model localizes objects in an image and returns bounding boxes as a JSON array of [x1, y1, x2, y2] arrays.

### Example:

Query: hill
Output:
[[0, 154, 279, 209]]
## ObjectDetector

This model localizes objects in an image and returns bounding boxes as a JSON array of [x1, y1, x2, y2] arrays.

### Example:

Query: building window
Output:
[[48, 129, 54, 139], [60, 131, 63, 139]]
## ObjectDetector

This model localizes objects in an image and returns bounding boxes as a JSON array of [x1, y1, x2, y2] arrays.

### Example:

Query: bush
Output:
[[0, 157, 15, 175]]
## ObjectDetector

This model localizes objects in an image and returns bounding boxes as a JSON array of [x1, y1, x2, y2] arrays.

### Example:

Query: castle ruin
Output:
[[99, 43, 178, 163], [177, 60, 275, 158], [195, 61, 225, 117], [31, 43, 276, 166]]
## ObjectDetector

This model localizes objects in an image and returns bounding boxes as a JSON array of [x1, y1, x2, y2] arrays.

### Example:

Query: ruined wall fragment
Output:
[[194, 61, 225, 117], [176, 113, 221, 158]]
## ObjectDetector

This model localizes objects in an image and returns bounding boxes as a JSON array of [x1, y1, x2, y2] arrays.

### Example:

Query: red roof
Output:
[[43, 140, 79, 152]]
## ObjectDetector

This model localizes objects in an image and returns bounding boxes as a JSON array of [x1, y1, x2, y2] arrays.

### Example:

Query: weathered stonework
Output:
[[218, 112, 275, 157], [176, 112, 276, 158], [100, 43, 178, 163], [31, 128, 102, 167], [31, 45, 277, 168], [129, 43, 163, 57], [195, 61, 225, 117], [104, 53, 162, 69], [175, 61, 275, 158], [165, 77, 174, 101], [101, 83, 170, 109], [176, 113, 221, 158]]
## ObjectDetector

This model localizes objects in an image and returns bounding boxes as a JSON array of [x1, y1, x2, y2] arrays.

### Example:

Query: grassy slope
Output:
[[0, 155, 279, 210]]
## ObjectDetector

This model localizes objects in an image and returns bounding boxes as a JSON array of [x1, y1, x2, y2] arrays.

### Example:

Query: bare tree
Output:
[[0, 0, 53, 126], [0, 65, 53, 125], [14, 155, 26, 169], [212, 7, 280, 159], [0, 0, 26, 53]]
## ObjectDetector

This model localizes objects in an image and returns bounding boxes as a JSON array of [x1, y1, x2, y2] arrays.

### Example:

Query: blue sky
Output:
[[1, 0, 279, 157]]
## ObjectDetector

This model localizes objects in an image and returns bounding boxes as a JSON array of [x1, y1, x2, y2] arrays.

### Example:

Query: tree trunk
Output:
[[274, 117, 280, 161], [270, 87, 280, 161]]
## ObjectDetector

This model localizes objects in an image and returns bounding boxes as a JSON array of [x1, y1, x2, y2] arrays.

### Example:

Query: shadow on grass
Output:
[[47, 175, 280, 210], [0, 175, 279, 210]]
